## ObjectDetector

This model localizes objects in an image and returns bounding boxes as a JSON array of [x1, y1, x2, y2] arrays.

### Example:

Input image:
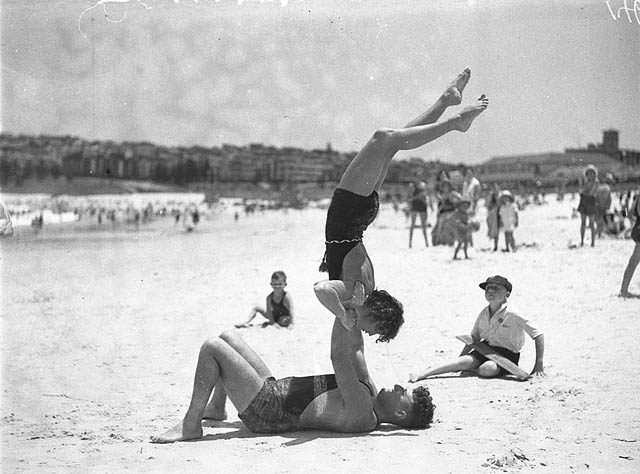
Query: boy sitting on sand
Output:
[[409, 275, 545, 381], [235, 271, 294, 328]]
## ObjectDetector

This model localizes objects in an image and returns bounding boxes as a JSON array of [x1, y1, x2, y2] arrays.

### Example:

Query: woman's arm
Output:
[[314, 280, 357, 329]]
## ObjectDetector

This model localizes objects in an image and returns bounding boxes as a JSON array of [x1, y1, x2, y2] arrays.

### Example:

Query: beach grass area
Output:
[[1, 197, 639, 473]]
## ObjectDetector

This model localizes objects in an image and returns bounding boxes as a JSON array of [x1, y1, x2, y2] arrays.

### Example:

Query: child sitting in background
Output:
[[235, 271, 294, 328], [408, 275, 545, 381], [499, 190, 519, 252]]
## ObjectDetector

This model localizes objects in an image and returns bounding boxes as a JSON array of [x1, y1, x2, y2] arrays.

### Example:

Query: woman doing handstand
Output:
[[314, 67, 489, 340]]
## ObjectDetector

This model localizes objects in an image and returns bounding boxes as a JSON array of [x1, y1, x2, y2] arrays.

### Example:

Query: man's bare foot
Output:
[[454, 94, 489, 132], [150, 420, 203, 444], [234, 323, 249, 328], [443, 67, 471, 106]]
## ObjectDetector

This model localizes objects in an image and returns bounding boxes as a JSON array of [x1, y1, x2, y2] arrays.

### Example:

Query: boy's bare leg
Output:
[[404, 67, 471, 127], [409, 355, 481, 382], [203, 331, 274, 419], [150, 335, 265, 443], [235, 307, 266, 328]]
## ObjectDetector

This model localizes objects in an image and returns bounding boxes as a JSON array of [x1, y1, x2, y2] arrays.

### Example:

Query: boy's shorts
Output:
[[469, 344, 520, 376]]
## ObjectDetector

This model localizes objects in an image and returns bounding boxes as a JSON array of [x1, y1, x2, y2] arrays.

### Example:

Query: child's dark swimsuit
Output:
[[321, 189, 379, 280], [270, 292, 291, 325], [238, 374, 377, 433]]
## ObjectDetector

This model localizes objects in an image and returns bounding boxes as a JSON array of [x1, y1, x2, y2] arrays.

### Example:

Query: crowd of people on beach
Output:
[[0, 66, 638, 445]]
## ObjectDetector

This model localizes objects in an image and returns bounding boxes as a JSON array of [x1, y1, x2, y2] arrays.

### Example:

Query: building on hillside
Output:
[[477, 129, 639, 187]]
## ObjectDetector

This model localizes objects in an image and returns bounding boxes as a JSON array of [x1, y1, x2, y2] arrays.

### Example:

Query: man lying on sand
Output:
[[150, 320, 434, 443]]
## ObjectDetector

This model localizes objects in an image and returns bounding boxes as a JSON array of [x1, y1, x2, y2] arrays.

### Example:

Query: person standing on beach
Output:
[[408, 275, 545, 381], [461, 166, 481, 216], [595, 173, 613, 239], [315, 67, 489, 337], [499, 190, 518, 252], [407, 180, 429, 248], [577, 164, 599, 247], [485, 184, 501, 251], [620, 190, 640, 298]]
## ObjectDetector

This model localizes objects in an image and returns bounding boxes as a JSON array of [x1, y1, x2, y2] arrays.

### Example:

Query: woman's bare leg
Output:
[[150, 334, 266, 443], [419, 211, 429, 246], [620, 243, 640, 296], [339, 96, 489, 196], [580, 214, 587, 246], [404, 67, 471, 127], [409, 212, 418, 248], [372, 68, 472, 192], [203, 330, 274, 419]]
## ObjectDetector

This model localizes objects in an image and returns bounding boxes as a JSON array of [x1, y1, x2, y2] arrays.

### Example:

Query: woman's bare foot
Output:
[[454, 94, 489, 132], [443, 67, 471, 106], [150, 419, 203, 444]]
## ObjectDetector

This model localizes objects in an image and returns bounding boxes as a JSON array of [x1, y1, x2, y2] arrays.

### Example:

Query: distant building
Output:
[[477, 129, 640, 186]]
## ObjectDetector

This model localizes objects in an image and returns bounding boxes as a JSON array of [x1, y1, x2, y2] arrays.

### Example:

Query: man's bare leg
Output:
[[404, 67, 471, 128], [150, 335, 265, 444], [202, 331, 274, 420]]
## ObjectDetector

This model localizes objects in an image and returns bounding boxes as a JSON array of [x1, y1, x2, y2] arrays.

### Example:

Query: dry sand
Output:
[[1, 196, 639, 473]]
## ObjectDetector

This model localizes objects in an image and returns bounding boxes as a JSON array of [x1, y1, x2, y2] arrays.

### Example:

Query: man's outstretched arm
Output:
[[330, 319, 377, 432]]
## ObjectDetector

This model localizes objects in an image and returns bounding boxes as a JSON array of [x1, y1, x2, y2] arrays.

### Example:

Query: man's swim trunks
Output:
[[238, 375, 338, 433], [322, 188, 379, 280]]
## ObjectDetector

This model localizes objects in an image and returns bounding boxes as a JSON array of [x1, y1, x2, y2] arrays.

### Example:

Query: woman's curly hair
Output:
[[366, 289, 404, 343], [407, 385, 435, 429]]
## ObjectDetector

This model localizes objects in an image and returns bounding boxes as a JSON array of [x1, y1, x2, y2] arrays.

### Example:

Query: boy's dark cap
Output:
[[479, 275, 512, 292]]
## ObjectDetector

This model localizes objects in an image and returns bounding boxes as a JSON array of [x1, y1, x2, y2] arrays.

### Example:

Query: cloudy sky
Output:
[[2, 0, 639, 163]]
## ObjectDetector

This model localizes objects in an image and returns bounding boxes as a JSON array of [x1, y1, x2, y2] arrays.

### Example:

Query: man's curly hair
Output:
[[366, 289, 404, 343], [407, 385, 435, 429]]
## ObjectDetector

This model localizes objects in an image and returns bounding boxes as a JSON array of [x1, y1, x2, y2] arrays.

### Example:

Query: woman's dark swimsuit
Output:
[[578, 193, 596, 216], [270, 292, 291, 326], [410, 188, 428, 213], [238, 374, 376, 433], [321, 189, 380, 280]]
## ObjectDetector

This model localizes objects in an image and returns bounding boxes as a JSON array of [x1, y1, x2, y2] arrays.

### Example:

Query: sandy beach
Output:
[[1, 196, 639, 474]]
